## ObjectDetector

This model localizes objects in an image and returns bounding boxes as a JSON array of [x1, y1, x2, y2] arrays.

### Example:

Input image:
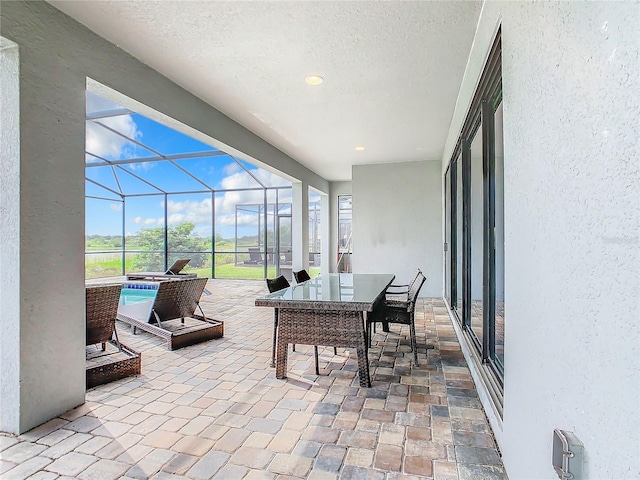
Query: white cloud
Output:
[[139, 195, 269, 230], [86, 91, 121, 112], [213, 169, 291, 221], [223, 162, 241, 176], [85, 92, 142, 161], [109, 203, 123, 212], [86, 117, 141, 160], [251, 169, 291, 188], [219, 168, 290, 191], [168, 213, 187, 224], [217, 212, 260, 227], [131, 215, 161, 226], [166, 198, 213, 225], [277, 190, 294, 205], [216, 189, 266, 216], [127, 162, 155, 172], [131, 169, 293, 232]]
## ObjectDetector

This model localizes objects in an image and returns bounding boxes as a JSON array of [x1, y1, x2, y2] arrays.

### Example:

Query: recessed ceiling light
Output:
[[305, 75, 324, 86], [355, 146, 365, 151]]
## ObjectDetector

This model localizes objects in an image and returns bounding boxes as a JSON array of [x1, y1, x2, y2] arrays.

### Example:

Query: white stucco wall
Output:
[[0, 1, 330, 433], [0, 17, 89, 431], [443, 1, 640, 478], [0, 38, 21, 433], [352, 161, 442, 296]]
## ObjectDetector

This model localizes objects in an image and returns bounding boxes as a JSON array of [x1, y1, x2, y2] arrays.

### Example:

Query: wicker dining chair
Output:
[[367, 270, 426, 365], [266, 275, 290, 295], [378, 269, 422, 332], [293, 269, 311, 283], [266, 275, 321, 375]]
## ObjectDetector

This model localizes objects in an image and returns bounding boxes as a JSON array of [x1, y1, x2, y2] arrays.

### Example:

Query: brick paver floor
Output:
[[1, 279, 507, 479]]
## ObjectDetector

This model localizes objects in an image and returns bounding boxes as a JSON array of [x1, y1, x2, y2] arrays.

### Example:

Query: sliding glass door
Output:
[[446, 30, 504, 383], [455, 155, 463, 316]]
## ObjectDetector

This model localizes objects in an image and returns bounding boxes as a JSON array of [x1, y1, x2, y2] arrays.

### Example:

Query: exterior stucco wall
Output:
[[0, 1, 329, 433], [0, 39, 21, 433], [443, 1, 640, 478], [352, 161, 442, 297], [0, 14, 88, 431]]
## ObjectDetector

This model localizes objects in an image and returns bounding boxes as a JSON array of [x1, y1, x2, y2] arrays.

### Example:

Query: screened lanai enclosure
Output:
[[85, 91, 322, 280]]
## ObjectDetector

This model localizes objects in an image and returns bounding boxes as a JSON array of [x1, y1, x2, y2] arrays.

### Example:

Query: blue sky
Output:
[[85, 91, 311, 240]]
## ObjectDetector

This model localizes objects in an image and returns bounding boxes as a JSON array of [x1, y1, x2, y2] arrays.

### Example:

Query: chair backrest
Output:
[[406, 269, 422, 291], [165, 258, 190, 274], [151, 277, 208, 321], [293, 269, 311, 284], [86, 284, 122, 345], [266, 275, 290, 293], [407, 270, 426, 311], [388, 269, 421, 298]]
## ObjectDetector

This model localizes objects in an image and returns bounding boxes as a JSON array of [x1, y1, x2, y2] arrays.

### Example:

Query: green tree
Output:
[[131, 222, 209, 271]]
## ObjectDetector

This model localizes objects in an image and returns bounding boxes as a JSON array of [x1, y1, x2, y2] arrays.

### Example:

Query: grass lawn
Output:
[[86, 259, 277, 280], [189, 264, 277, 280], [86, 255, 321, 281]]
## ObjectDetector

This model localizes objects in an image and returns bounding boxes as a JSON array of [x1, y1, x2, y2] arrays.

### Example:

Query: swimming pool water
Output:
[[119, 288, 157, 306]]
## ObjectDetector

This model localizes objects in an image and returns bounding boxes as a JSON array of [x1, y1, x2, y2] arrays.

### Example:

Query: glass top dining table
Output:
[[255, 273, 395, 311], [256, 273, 395, 387]]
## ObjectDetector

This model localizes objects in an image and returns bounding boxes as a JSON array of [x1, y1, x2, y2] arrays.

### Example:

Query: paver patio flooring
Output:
[[1, 279, 507, 479]]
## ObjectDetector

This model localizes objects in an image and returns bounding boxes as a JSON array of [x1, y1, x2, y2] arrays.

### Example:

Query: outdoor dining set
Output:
[[257, 269, 426, 387], [85, 259, 426, 390]]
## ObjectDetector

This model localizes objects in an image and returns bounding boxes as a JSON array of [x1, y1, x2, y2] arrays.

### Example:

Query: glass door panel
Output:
[[494, 102, 505, 372], [337, 195, 352, 273], [470, 123, 484, 347], [455, 157, 463, 319], [308, 188, 321, 273], [445, 169, 451, 304]]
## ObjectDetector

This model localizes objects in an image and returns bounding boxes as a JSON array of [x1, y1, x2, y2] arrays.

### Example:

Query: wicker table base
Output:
[[275, 309, 371, 387]]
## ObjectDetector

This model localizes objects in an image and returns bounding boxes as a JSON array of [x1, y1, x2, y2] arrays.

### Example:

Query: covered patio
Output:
[[0, 280, 505, 479], [2, 2, 637, 478]]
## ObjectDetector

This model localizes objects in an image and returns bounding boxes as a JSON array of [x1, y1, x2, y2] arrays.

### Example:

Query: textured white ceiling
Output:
[[49, 1, 482, 181]]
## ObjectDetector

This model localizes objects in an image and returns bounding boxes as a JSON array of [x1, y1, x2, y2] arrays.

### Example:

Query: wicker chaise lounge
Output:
[[86, 284, 141, 389], [125, 258, 197, 281], [243, 247, 263, 265], [117, 277, 223, 350]]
